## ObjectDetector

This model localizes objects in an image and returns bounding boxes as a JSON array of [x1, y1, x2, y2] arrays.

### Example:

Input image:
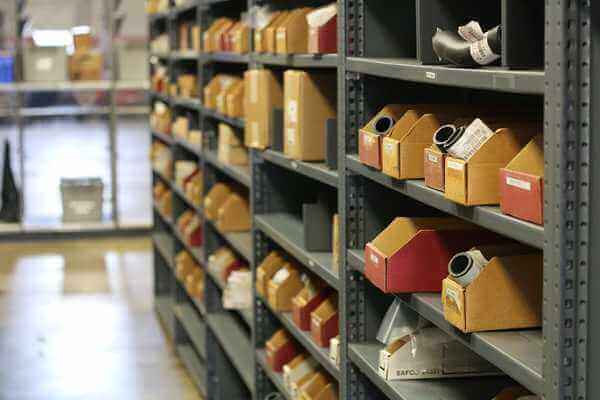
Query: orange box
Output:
[[424, 146, 446, 191], [307, 4, 338, 54], [203, 183, 232, 220], [266, 329, 298, 372], [275, 8, 313, 54], [216, 193, 251, 232], [256, 251, 285, 297], [292, 278, 328, 331], [265, 12, 291, 53], [267, 263, 304, 311], [244, 69, 284, 149], [310, 293, 338, 347]]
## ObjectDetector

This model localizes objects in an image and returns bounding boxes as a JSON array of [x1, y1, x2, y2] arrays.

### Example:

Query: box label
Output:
[[286, 129, 296, 144], [250, 75, 259, 104], [506, 176, 532, 191], [369, 252, 380, 264], [427, 153, 439, 163], [287, 100, 298, 124], [447, 118, 494, 160], [447, 160, 464, 171], [383, 141, 394, 153]]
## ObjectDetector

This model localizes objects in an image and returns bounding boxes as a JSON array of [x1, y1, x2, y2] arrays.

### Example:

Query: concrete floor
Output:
[[0, 237, 202, 400]]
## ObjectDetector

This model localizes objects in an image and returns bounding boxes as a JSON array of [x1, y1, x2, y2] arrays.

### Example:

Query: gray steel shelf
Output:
[[153, 233, 174, 268], [153, 203, 173, 226], [346, 155, 544, 249], [252, 53, 338, 68], [172, 226, 204, 265], [205, 264, 253, 327], [171, 96, 202, 110], [206, 312, 254, 392], [152, 130, 174, 145], [152, 168, 172, 186], [347, 249, 364, 273], [150, 90, 170, 104], [176, 344, 207, 397], [155, 296, 175, 338], [201, 106, 245, 128], [204, 150, 251, 187], [348, 343, 510, 400], [207, 219, 252, 261], [347, 57, 545, 95], [173, 137, 202, 156], [174, 303, 207, 359], [258, 294, 339, 380], [201, 52, 250, 64], [256, 349, 294, 400], [254, 213, 339, 289], [348, 251, 543, 395], [260, 149, 338, 188], [172, 184, 203, 214], [171, 50, 200, 61]]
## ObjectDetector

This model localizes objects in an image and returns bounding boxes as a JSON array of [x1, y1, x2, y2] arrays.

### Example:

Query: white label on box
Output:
[[271, 268, 290, 284], [363, 134, 375, 145], [506, 176, 532, 191], [427, 153, 439, 163], [250, 76, 259, 104], [276, 31, 285, 40], [286, 128, 296, 144], [383, 141, 394, 153], [425, 71, 436, 80], [370, 253, 379, 264], [447, 118, 495, 160], [447, 160, 464, 171], [36, 57, 54, 71], [287, 100, 298, 124], [445, 287, 462, 312]]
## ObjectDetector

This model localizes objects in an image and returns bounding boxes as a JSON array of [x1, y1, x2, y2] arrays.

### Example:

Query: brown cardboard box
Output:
[[218, 123, 248, 165], [172, 116, 190, 140], [267, 263, 304, 311], [499, 134, 544, 225], [310, 293, 338, 347], [424, 146, 446, 191], [73, 32, 93, 52], [192, 25, 201, 52], [292, 278, 328, 331], [203, 183, 232, 220], [217, 80, 243, 115], [445, 123, 539, 206], [256, 251, 285, 297], [244, 69, 284, 149], [266, 329, 298, 372], [307, 4, 337, 54], [217, 193, 251, 232], [254, 11, 283, 53], [275, 8, 313, 54], [150, 102, 172, 134], [179, 23, 190, 50], [442, 247, 543, 332], [175, 251, 196, 280], [204, 75, 238, 109], [226, 80, 245, 118], [185, 269, 204, 298], [284, 70, 336, 161], [69, 51, 103, 81], [299, 372, 336, 400], [203, 18, 232, 52], [213, 19, 235, 52], [177, 74, 197, 98], [265, 12, 291, 53], [230, 22, 250, 53]]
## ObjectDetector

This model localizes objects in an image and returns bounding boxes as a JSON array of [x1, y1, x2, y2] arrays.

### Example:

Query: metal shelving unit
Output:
[[153, 1, 596, 400]]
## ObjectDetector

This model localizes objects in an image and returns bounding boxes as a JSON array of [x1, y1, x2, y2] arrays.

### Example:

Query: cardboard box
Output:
[[150, 102, 172, 134], [284, 70, 336, 161], [254, 11, 284, 53], [179, 23, 190, 50], [204, 183, 232, 220], [192, 26, 201, 52], [256, 251, 285, 297], [424, 146, 446, 191], [365, 217, 499, 293], [244, 69, 284, 149], [284, 355, 319, 396], [183, 215, 203, 247], [310, 293, 338, 347], [69, 51, 103, 81], [358, 105, 412, 170], [217, 80, 243, 116], [177, 74, 197, 98], [217, 193, 251, 232], [226, 80, 244, 118], [172, 116, 190, 140], [208, 247, 236, 280], [499, 134, 544, 225], [230, 22, 250, 53], [204, 74, 238, 109], [214, 20, 235, 52], [299, 372, 336, 400], [175, 251, 196, 280], [378, 327, 498, 380], [442, 250, 543, 332], [267, 263, 304, 311], [445, 123, 539, 206], [292, 278, 328, 330], [73, 32, 93, 52], [265, 12, 291, 53], [203, 18, 232, 52], [307, 4, 338, 54], [218, 123, 248, 165], [276, 8, 313, 54], [185, 269, 204, 298], [266, 329, 298, 372]]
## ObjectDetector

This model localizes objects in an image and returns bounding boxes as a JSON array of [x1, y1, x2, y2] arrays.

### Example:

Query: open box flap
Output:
[[505, 134, 544, 176]]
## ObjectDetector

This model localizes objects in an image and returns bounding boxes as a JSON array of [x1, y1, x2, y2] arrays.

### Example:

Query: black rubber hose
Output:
[[433, 124, 465, 153], [373, 115, 396, 135], [432, 26, 502, 67]]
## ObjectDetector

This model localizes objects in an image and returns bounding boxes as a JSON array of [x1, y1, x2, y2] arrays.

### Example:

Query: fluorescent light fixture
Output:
[[31, 29, 73, 47]]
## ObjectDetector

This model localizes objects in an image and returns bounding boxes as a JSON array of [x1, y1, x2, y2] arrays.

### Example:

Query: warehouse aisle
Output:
[[0, 237, 201, 400]]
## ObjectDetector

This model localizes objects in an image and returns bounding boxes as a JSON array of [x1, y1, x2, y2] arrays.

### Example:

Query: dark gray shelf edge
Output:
[[174, 303, 207, 360], [252, 53, 338, 68], [173, 138, 202, 157], [171, 97, 202, 110], [346, 155, 544, 249], [347, 249, 364, 273], [149, 91, 170, 103], [201, 52, 250, 64], [207, 219, 252, 261], [176, 344, 207, 397], [254, 214, 340, 290], [204, 150, 251, 187], [151, 130, 174, 145], [206, 313, 255, 392], [171, 51, 201, 61], [346, 57, 545, 95], [260, 149, 339, 188], [172, 184, 202, 214], [152, 234, 174, 268], [347, 250, 543, 395], [201, 107, 245, 128], [256, 349, 294, 400], [155, 296, 175, 339], [258, 295, 339, 380]]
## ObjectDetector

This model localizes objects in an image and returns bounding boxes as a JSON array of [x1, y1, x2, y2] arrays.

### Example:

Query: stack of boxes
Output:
[[69, 30, 103, 81]]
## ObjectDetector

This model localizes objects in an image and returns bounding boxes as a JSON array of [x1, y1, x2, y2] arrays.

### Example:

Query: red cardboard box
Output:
[[266, 329, 298, 372], [499, 134, 544, 225], [365, 218, 498, 293], [310, 293, 338, 347], [307, 4, 337, 54], [292, 279, 328, 331]]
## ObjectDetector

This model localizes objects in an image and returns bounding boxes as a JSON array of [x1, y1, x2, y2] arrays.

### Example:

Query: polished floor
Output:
[[0, 237, 202, 400]]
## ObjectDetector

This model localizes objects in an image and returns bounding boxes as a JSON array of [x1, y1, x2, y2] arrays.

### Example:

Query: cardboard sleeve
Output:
[[267, 263, 304, 311], [216, 79, 242, 115], [442, 253, 543, 332], [310, 293, 338, 347], [203, 183, 232, 221], [266, 12, 291, 53], [444, 123, 539, 206], [256, 251, 285, 298], [284, 355, 319, 396], [203, 18, 231, 52], [175, 251, 196, 280], [292, 280, 329, 331], [226, 80, 245, 118], [299, 372, 337, 400], [185, 269, 204, 299], [424, 146, 446, 192], [307, 4, 338, 54], [254, 11, 283, 53], [499, 134, 544, 225], [244, 69, 284, 150], [275, 8, 312, 54], [218, 123, 248, 166], [365, 218, 500, 293], [216, 193, 251, 232], [266, 329, 298, 372], [230, 22, 250, 54]]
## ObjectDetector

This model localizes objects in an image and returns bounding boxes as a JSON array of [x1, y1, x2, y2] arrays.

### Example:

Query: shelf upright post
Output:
[[106, 0, 119, 228], [15, 0, 24, 230]]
